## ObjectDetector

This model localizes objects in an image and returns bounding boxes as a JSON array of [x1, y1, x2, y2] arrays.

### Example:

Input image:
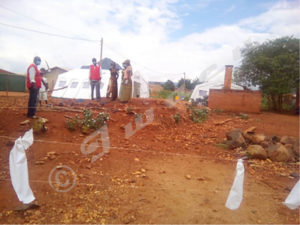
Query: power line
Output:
[[0, 3, 65, 33], [0, 22, 99, 43], [0, 21, 184, 78]]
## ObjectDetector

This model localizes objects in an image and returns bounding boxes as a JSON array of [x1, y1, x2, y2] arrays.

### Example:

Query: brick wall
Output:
[[208, 89, 262, 113]]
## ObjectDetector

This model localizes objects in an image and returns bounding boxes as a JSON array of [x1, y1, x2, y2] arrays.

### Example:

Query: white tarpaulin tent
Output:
[[190, 82, 243, 102], [51, 68, 149, 99], [132, 71, 150, 98]]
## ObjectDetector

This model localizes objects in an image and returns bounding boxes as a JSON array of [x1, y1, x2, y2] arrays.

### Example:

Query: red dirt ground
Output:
[[0, 94, 299, 224]]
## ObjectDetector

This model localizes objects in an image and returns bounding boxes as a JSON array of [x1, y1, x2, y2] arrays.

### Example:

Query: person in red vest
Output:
[[26, 56, 42, 118], [89, 58, 101, 100]]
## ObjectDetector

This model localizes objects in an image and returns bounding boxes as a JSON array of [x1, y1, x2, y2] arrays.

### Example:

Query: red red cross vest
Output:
[[90, 65, 101, 80], [26, 64, 41, 88]]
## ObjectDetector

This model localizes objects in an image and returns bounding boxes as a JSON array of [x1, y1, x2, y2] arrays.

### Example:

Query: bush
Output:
[[190, 108, 208, 123], [173, 113, 181, 123], [65, 109, 109, 132], [238, 113, 249, 120]]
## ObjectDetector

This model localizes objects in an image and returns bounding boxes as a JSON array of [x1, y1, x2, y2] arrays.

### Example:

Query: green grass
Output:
[[214, 143, 229, 149], [153, 90, 191, 101]]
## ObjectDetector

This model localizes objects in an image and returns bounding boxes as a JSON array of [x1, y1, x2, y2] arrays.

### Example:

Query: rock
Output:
[[244, 126, 256, 134], [35, 160, 45, 165], [226, 129, 246, 149], [48, 155, 57, 160], [244, 133, 266, 144], [122, 215, 136, 224], [267, 143, 292, 162], [39, 118, 48, 123], [20, 120, 30, 125], [140, 168, 146, 173], [134, 157, 140, 162], [271, 135, 280, 143], [185, 174, 191, 179], [280, 136, 296, 145], [293, 141, 300, 158], [47, 151, 57, 156], [290, 172, 299, 178], [260, 141, 270, 148], [246, 145, 267, 160]]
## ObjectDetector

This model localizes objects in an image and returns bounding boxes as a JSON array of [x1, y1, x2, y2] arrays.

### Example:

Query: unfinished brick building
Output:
[[208, 65, 262, 113]]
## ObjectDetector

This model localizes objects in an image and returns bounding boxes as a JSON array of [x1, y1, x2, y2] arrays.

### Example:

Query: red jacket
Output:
[[90, 65, 101, 80], [26, 64, 41, 88]]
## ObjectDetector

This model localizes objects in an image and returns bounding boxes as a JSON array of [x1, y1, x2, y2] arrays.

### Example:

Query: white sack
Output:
[[283, 180, 300, 210], [225, 159, 244, 210], [9, 129, 35, 204]]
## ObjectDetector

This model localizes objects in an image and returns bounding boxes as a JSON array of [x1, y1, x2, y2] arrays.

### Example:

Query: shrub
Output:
[[190, 108, 208, 123], [173, 113, 181, 123], [65, 109, 109, 133], [239, 113, 249, 120]]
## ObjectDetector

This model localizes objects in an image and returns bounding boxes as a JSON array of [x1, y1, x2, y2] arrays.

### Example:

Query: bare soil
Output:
[[0, 94, 299, 224]]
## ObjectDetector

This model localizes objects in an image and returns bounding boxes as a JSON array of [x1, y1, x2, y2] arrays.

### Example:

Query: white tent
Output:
[[132, 71, 150, 98], [51, 68, 149, 99], [190, 82, 243, 102]]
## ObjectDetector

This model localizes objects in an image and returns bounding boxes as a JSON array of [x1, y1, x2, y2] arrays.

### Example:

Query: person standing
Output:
[[38, 69, 49, 106], [89, 58, 101, 100], [26, 56, 42, 118], [119, 59, 132, 103], [108, 62, 119, 101]]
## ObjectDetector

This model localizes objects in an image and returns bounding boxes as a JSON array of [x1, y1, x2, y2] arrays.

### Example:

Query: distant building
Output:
[[0, 69, 26, 92], [44, 67, 68, 90], [149, 83, 163, 96]]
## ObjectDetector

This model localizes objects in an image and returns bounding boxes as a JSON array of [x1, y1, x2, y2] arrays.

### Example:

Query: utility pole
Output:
[[100, 38, 103, 64], [183, 72, 186, 93]]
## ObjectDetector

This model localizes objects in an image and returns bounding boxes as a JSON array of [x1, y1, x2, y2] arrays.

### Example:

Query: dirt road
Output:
[[0, 96, 299, 224]]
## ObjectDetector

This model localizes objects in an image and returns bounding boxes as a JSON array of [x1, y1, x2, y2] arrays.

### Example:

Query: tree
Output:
[[177, 78, 202, 90], [234, 36, 299, 111], [163, 80, 175, 91]]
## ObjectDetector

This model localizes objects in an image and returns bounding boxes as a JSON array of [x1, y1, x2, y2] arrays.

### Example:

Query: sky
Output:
[[0, 0, 299, 82]]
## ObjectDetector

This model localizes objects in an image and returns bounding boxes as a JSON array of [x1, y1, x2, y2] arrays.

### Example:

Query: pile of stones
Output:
[[226, 127, 299, 162]]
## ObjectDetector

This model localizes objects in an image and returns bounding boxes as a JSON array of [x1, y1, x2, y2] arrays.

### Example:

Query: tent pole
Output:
[[183, 72, 186, 93], [100, 38, 103, 64]]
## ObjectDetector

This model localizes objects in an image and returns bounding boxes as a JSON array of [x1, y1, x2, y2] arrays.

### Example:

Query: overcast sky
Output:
[[0, 0, 299, 82]]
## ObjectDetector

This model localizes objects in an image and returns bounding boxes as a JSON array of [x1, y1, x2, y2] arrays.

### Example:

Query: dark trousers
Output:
[[91, 80, 100, 100], [27, 87, 39, 117]]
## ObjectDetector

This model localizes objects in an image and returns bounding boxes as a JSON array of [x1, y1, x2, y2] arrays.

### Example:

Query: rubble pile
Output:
[[226, 127, 299, 162]]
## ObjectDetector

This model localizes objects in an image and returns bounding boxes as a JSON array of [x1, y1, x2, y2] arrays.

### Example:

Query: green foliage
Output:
[[261, 95, 270, 111], [173, 113, 181, 123], [134, 113, 142, 119], [65, 118, 78, 131], [234, 36, 299, 111], [190, 108, 209, 123], [214, 143, 229, 149], [32, 118, 47, 133], [65, 109, 109, 133], [155, 90, 191, 101], [163, 80, 175, 91], [177, 78, 203, 90], [126, 106, 133, 114], [238, 113, 249, 120], [214, 108, 224, 113]]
